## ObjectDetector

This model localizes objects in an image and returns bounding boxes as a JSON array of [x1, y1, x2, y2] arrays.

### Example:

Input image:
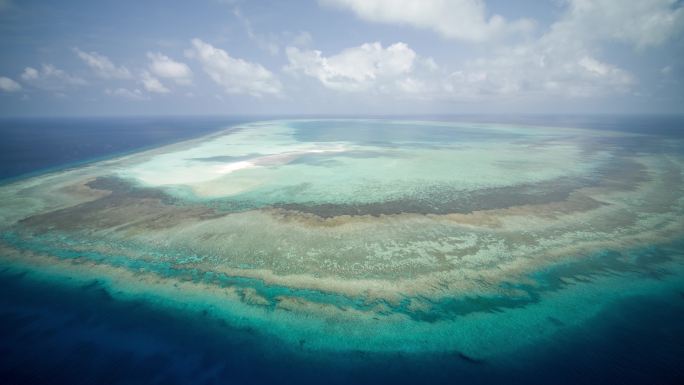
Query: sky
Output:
[[0, 0, 682, 117]]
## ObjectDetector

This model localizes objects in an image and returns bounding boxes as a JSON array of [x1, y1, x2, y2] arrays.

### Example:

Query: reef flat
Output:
[[1, 119, 683, 359]]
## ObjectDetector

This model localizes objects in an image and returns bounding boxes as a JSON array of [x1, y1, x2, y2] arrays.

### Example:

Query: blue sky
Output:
[[0, 0, 682, 116]]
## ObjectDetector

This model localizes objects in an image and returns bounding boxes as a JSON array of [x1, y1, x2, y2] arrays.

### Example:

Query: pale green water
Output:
[[120, 120, 609, 207]]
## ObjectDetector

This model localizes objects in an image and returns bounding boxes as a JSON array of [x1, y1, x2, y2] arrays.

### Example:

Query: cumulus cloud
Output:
[[306, 0, 682, 103], [287, 38, 635, 101], [74, 48, 131, 79], [188, 38, 282, 97], [443, 49, 634, 100], [319, 0, 534, 42], [285, 42, 424, 92], [0, 76, 22, 92], [21, 67, 38, 80], [140, 71, 169, 93], [437, 0, 682, 100], [20, 64, 87, 91], [297, 0, 683, 102], [147, 52, 193, 84]]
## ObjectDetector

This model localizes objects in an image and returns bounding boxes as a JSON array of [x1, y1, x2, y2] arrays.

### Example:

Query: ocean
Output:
[[1, 115, 683, 385], [0, 116, 246, 183], [2, 114, 682, 183]]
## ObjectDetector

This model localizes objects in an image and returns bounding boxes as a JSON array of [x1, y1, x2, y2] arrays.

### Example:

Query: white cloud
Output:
[[285, 42, 418, 92], [286, 37, 635, 101], [189, 38, 282, 97], [319, 0, 534, 42], [106, 87, 148, 100], [579, 57, 614, 76], [436, 0, 681, 100], [0, 76, 22, 92], [310, 1, 683, 103], [21, 67, 38, 80], [297, 0, 675, 102], [444, 49, 634, 100], [558, 0, 684, 50], [140, 71, 169, 93], [74, 48, 131, 79], [20, 64, 87, 91], [147, 52, 193, 84]]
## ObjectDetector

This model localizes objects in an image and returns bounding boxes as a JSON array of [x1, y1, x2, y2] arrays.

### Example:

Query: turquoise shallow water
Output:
[[1, 116, 684, 384]]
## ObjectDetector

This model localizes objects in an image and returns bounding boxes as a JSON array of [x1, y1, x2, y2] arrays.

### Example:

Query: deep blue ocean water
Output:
[[0, 116, 247, 183], [1, 115, 684, 384]]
